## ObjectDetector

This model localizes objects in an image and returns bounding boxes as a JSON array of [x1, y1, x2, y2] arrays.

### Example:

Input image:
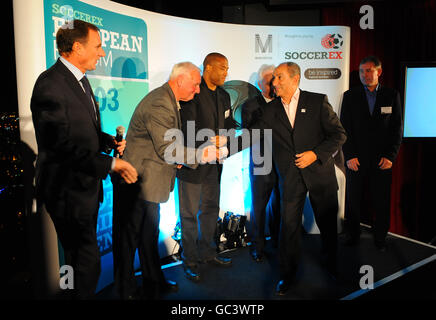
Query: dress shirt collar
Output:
[[262, 94, 273, 103], [364, 83, 380, 94], [281, 88, 300, 107], [59, 56, 86, 81]]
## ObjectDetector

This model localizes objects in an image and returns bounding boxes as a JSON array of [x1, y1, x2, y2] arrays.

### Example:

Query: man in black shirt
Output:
[[177, 53, 238, 282]]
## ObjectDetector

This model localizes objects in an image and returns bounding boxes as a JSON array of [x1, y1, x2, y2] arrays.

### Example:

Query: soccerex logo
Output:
[[321, 33, 343, 49]]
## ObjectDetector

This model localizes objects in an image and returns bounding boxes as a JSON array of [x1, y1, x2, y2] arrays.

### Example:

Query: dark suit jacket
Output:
[[241, 94, 277, 182], [340, 85, 403, 168], [177, 78, 238, 184], [241, 95, 266, 130], [31, 59, 114, 217], [257, 90, 347, 201]]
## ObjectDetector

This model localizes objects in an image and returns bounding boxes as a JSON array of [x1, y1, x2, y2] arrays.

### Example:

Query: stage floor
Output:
[[98, 225, 436, 300]]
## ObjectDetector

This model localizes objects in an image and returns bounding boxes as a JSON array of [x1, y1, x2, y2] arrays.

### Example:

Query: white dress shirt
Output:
[[262, 94, 273, 104], [281, 88, 300, 128]]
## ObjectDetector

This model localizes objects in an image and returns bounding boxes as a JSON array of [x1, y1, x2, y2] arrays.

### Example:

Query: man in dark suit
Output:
[[340, 56, 403, 251], [256, 62, 346, 295], [177, 53, 237, 282], [241, 64, 280, 262], [113, 62, 220, 299], [30, 20, 138, 299]]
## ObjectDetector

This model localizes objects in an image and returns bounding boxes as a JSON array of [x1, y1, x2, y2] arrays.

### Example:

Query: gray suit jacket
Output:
[[124, 83, 198, 203]]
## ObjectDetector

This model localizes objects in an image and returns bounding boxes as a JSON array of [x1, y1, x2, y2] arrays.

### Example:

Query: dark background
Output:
[[3, 0, 436, 298]]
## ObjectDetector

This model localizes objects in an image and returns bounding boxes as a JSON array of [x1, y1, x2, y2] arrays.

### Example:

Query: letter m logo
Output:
[[255, 34, 272, 53]]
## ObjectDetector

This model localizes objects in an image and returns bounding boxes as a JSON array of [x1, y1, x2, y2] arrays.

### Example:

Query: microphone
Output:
[[114, 125, 125, 158]]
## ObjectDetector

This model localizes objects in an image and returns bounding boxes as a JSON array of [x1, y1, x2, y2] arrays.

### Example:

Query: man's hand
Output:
[[201, 145, 220, 163], [114, 138, 127, 156], [378, 157, 392, 170], [217, 146, 229, 163], [295, 151, 317, 169], [346, 158, 360, 171], [113, 158, 138, 184], [210, 135, 228, 148]]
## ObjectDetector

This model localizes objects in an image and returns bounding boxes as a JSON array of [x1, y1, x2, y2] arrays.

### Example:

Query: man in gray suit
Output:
[[113, 62, 220, 299]]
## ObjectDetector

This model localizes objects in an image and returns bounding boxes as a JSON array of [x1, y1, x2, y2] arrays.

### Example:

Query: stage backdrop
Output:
[[13, 0, 350, 292]]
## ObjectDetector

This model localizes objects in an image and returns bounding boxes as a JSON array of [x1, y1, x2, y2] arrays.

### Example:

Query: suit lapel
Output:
[[200, 80, 219, 131], [55, 60, 100, 131], [216, 89, 225, 129], [373, 86, 384, 117], [274, 99, 293, 136], [88, 83, 101, 129], [165, 83, 182, 128], [358, 85, 373, 118], [293, 90, 308, 132], [271, 99, 295, 153]]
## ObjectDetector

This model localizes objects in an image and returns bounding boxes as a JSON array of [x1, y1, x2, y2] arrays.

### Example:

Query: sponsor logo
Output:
[[284, 51, 343, 60], [255, 34, 273, 59], [304, 68, 342, 80], [255, 34, 272, 53], [284, 33, 344, 60], [321, 33, 343, 49]]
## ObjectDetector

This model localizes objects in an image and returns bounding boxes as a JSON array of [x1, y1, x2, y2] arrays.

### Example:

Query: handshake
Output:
[[201, 135, 229, 164]]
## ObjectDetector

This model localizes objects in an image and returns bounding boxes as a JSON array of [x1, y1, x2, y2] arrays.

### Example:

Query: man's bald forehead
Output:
[[203, 52, 227, 69]]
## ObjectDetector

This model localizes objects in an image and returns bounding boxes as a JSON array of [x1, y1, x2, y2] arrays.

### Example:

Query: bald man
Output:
[[177, 53, 238, 282]]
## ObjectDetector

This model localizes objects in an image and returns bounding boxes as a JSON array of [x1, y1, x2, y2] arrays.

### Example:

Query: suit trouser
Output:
[[280, 186, 338, 279], [113, 182, 165, 298], [44, 197, 100, 299], [178, 179, 220, 267], [345, 166, 392, 243], [248, 168, 280, 253]]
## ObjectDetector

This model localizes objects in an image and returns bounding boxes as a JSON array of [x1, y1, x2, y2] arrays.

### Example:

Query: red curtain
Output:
[[322, 0, 436, 241]]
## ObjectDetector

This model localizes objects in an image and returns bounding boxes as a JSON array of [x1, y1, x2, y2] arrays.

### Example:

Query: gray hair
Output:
[[257, 64, 275, 81], [169, 62, 201, 80]]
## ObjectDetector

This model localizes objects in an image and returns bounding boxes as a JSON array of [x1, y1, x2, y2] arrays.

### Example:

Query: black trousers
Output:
[[112, 181, 165, 298], [248, 167, 281, 253], [44, 197, 100, 299], [345, 166, 392, 243], [279, 186, 338, 280], [178, 179, 220, 267]]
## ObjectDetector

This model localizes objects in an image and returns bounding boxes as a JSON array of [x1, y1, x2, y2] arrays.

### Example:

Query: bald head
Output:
[[202, 52, 229, 90]]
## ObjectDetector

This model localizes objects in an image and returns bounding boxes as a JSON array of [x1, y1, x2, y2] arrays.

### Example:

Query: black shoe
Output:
[[326, 263, 338, 281], [184, 266, 201, 282], [207, 256, 232, 267], [160, 279, 179, 293], [119, 290, 140, 300], [121, 293, 139, 300], [375, 240, 387, 252], [250, 249, 264, 263], [343, 235, 359, 246], [275, 279, 291, 296]]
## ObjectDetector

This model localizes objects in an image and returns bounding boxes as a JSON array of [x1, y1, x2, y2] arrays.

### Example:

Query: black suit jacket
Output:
[[257, 90, 347, 201], [241, 95, 277, 182], [340, 85, 403, 168], [177, 78, 238, 184], [241, 95, 266, 129], [31, 59, 114, 217]]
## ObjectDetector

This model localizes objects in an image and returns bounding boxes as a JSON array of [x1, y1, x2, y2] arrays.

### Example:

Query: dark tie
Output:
[[80, 76, 97, 120]]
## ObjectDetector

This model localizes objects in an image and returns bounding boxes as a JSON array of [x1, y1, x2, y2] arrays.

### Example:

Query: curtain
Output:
[[322, 0, 436, 242]]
